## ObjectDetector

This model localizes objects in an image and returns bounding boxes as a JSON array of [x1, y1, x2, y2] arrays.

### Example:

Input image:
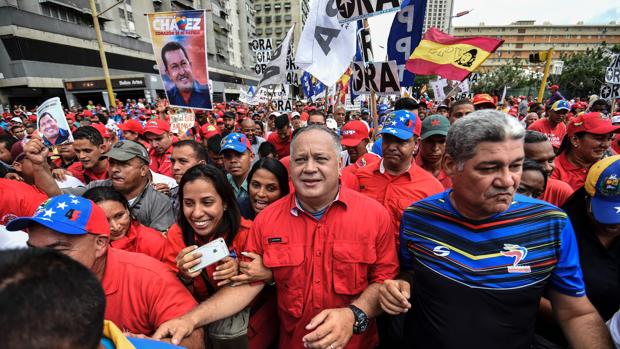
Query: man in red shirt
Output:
[[416, 114, 452, 189], [524, 130, 574, 207], [6, 194, 203, 348], [528, 100, 569, 150], [356, 109, 444, 235], [341, 120, 371, 167], [67, 126, 110, 184], [119, 119, 144, 142], [267, 113, 292, 159], [143, 119, 174, 177], [154, 125, 399, 349]]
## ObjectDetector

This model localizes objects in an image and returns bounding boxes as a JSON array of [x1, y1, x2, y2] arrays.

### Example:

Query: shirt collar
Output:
[[289, 188, 347, 217], [379, 159, 413, 178]]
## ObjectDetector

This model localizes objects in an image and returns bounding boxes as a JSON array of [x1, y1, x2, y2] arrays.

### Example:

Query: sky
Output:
[[368, 0, 620, 58]]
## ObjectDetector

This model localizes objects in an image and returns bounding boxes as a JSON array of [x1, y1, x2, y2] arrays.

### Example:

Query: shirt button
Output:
[[315, 279, 320, 284], [316, 251, 322, 256]]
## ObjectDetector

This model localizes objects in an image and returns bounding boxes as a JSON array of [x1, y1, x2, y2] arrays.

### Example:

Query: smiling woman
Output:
[[242, 157, 290, 220]]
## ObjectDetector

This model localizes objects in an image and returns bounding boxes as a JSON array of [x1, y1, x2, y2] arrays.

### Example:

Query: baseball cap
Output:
[[341, 120, 370, 147], [143, 119, 170, 135], [91, 123, 111, 139], [436, 103, 449, 110], [551, 100, 570, 112], [472, 93, 496, 107], [219, 132, 251, 154], [325, 118, 338, 131], [550, 84, 560, 90], [421, 114, 450, 140], [103, 140, 150, 163], [118, 119, 144, 134], [223, 111, 236, 120], [291, 111, 301, 119], [380, 110, 421, 140], [10, 117, 22, 124], [6, 194, 110, 236], [237, 108, 247, 115], [378, 104, 390, 115], [81, 110, 93, 118], [585, 155, 620, 224], [201, 123, 220, 140], [10, 140, 26, 162], [567, 112, 620, 137]]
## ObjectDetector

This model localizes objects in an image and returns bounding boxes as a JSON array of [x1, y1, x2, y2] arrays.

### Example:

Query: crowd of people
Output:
[[1, 90, 620, 349]]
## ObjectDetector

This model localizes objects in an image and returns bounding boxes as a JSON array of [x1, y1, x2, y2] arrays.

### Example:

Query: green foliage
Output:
[[470, 59, 541, 96]]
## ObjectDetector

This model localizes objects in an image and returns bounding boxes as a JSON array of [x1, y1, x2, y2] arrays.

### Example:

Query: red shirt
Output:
[[0, 179, 47, 225], [67, 161, 109, 184], [102, 248, 197, 335], [528, 118, 566, 149], [267, 132, 291, 159], [356, 160, 445, 236], [540, 178, 574, 208], [245, 188, 399, 349], [415, 154, 453, 189], [149, 146, 173, 177], [111, 221, 168, 262], [341, 153, 382, 179], [550, 152, 590, 191]]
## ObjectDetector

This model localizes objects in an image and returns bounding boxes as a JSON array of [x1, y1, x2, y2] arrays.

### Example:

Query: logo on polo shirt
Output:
[[500, 244, 531, 273], [432, 245, 450, 257]]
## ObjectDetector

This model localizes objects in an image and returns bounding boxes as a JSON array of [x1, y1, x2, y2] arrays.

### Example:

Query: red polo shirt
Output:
[[111, 221, 168, 262], [0, 179, 47, 225], [415, 155, 453, 189], [356, 160, 444, 236], [245, 188, 399, 349], [340, 153, 382, 179], [528, 118, 566, 149], [102, 248, 197, 335], [540, 178, 574, 208], [267, 132, 291, 159], [67, 161, 109, 184], [149, 146, 173, 177], [550, 152, 590, 191]]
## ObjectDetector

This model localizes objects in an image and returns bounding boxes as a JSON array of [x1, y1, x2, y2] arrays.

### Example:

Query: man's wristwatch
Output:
[[348, 305, 369, 334]]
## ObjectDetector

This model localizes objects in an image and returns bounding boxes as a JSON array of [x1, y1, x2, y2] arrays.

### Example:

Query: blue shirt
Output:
[[166, 80, 212, 109], [227, 173, 249, 206]]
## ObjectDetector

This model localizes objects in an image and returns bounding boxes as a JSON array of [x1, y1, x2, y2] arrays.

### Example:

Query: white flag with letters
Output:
[[258, 24, 296, 88], [295, 0, 356, 87]]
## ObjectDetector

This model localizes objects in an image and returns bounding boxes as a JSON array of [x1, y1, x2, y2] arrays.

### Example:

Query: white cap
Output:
[[326, 118, 337, 131], [290, 111, 301, 118], [10, 117, 22, 124]]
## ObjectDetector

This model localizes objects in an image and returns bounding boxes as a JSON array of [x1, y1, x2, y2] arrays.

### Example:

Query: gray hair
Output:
[[446, 110, 525, 169], [290, 125, 342, 160]]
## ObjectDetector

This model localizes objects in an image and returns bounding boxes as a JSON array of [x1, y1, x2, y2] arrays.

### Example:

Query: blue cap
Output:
[[585, 155, 620, 224], [371, 137, 383, 156], [378, 104, 389, 115], [6, 194, 110, 236], [380, 110, 420, 140], [219, 132, 251, 154]]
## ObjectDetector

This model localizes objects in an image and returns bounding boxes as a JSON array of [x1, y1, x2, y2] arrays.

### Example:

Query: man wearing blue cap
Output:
[[220, 132, 254, 216], [528, 100, 569, 149]]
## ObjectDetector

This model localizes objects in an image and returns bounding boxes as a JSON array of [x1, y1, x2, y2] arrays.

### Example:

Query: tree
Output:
[[470, 59, 541, 96]]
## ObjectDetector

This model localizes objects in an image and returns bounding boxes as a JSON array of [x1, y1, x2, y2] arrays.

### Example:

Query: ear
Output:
[[443, 153, 457, 177], [99, 142, 109, 153], [412, 136, 420, 155], [94, 235, 109, 259], [570, 136, 580, 148], [140, 163, 149, 177]]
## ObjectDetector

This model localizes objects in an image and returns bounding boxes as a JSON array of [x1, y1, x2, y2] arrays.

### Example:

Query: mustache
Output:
[[486, 187, 514, 197]]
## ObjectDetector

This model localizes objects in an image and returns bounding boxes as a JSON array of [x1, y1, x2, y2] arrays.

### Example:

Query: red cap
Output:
[[300, 112, 309, 121], [11, 140, 26, 162], [550, 84, 560, 90], [216, 103, 226, 110], [201, 123, 221, 139], [472, 93, 496, 107], [143, 119, 171, 135], [216, 117, 224, 123], [119, 119, 143, 134], [28, 114, 37, 123], [66, 113, 76, 122], [81, 110, 93, 117], [567, 112, 620, 137], [91, 123, 111, 139], [341, 120, 370, 147], [237, 107, 247, 115]]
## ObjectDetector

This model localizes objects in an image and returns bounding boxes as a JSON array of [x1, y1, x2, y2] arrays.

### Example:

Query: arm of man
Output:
[[24, 137, 63, 197], [176, 328, 204, 349], [146, 189, 175, 231], [549, 289, 612, 349], [153, 283, 264, 345]]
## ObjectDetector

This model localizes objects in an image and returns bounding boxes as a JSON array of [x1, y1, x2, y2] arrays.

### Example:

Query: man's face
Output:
[[207, 150, 225, 170], [0, 142, 12, 163], [525, 113, 539, 127], [277, 126, 291, 142], [591, 104, 609, 114], [27, 224, 107, 270], [73, 139, 104, 170], [334, 109, 346, 127], [11, 126, 25, 140], [39, 115, 59, 140], [419, 135, 447, 165], [307, 114, 325, 126], [240, 119, 256, 142], [164, 48, 194, 92], [267, 117, 276, 130], [290, 130, 340, 204], [291, 118, 303, 130], [144, 132, 172, 155], [547, 109, 566, 124], [524, 140, 555, 175], [437, 108, 449, 117], [109, 158, 147, 194], [171, 145, 203, 183], [222, 150, 253, 179], [446, 139, 524, 220], [224, 118, 235, 131], [345, 139, 368, 164], [449, 103, 475, 124], [122, 130, 139, 142], [58, 143, 76, 161], [382, 134, 418, 171]]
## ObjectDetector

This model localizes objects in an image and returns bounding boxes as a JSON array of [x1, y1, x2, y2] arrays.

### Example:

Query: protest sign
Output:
[[169, 109, 195, 135], [351, 61, 401, 96], [147, 10, 212, 110], [600, 83, 620, 100], [37, 97, 73, 147], [336, 0, 401, 23]]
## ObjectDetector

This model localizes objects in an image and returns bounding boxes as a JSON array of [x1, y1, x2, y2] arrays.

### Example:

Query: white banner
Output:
[[351, 61, 401, 96], [295, 0, 356, 87], [169, 109, 195, 135], [336, 0, 401, 23], [258, 25, 296, 88]]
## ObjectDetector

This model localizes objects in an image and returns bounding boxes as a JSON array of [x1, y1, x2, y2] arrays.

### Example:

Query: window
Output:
[[256, 16, 262, 24], [284, 14, 292, 22], [275, 15, 281, 22], [255, 4, 261, 11], [284, 2, 291, 9], [266, 28, 273, 34], [256, 28, 263, 35], [265, 16, 271, 23], [276, 27, 283, 34], [264, 4, 271, 11]]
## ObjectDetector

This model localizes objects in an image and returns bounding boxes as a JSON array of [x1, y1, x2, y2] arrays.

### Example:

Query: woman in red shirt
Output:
[[165, 164, 276, 349], [83, 186, 167, 262]]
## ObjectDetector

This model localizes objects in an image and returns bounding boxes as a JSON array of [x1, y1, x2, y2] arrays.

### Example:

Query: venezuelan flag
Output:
[[406, 28, 504, 81]]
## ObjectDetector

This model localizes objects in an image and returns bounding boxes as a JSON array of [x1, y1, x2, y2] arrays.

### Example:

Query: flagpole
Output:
[[363, 18, 378, 140]]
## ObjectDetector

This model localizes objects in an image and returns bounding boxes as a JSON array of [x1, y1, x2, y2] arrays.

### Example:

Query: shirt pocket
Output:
[[263, 243, 305, 319], [332, 242, 377, 295]]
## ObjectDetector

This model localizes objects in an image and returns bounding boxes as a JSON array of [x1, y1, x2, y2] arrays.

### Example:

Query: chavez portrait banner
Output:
[[147, 10, 213, 110]]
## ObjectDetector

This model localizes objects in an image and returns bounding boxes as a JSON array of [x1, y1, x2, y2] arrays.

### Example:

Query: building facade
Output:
[[0, 0, 257, 108], [452, 20, 620, 69], [253, 0, 310, 54], [423, 0, 454, 33]]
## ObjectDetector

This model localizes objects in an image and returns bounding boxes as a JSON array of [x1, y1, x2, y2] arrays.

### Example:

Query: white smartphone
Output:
[[189, 237, 230, 273]]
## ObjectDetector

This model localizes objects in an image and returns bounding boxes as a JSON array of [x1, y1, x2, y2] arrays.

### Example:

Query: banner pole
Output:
[[362, 18, 378, 140]]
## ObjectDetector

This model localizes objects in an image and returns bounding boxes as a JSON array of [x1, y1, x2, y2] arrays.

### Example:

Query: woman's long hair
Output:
[[178, 164, 241, 247], [247, 157, 290, 209]]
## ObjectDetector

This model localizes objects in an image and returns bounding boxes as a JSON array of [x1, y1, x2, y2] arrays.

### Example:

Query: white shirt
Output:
[[0, 225, 27, 250], [150, 170, 178, 189]]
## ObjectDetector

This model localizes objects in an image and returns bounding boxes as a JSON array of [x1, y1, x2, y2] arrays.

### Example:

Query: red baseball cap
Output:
[[201, 123, 221, 139], [66, 113, 76, 122], [81, 110, 93, 118], [119, 119, 144, 134], [341, 120, 370, 147], [143, 119, 170, 135], [567, 112, 620, 137], [550, 84, 560, 90], [91, 123, 111, 139], [472, 93, 496, 107], [237, 107, 247, 115]]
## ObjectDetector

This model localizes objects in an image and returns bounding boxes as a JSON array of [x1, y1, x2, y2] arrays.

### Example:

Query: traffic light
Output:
[[529, 51, 548, 63]]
